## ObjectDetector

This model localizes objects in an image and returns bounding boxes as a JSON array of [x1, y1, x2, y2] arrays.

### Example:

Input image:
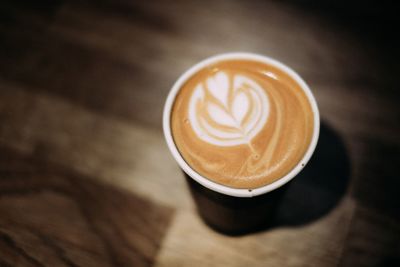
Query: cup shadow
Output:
[[268, 120, 351, 228], [186, 120, 351, 235]]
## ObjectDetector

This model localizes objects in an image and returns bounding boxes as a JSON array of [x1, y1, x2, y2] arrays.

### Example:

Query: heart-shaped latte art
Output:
[[189, 71, 270, 147]]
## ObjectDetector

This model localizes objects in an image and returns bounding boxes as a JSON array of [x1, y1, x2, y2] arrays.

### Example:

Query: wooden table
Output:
[[1, 1, 399, 266]]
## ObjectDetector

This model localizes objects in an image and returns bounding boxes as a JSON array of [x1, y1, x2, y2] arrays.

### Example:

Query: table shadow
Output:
[[268, 120, 351, 228]]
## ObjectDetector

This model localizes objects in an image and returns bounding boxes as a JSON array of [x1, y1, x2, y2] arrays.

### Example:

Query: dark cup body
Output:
[[185, 173, 288, 235]]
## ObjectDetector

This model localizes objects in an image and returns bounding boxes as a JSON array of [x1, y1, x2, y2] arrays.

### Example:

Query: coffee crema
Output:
[[171, 59, 314, 189]]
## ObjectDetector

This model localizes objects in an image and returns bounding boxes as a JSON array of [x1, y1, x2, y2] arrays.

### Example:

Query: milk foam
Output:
[[171, 59, 315, 189], [188, 71, 269, 146]]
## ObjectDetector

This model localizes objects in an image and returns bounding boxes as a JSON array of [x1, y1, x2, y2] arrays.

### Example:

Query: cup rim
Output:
[[163, 52, 320, 197]]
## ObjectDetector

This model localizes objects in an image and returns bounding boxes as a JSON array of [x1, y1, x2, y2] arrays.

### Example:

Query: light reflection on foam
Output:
[[264, 71, 279, 80]]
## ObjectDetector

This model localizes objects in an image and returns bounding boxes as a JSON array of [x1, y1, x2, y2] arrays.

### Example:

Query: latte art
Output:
[[189, 72, 269, 147], [171, 59, 315, 189]]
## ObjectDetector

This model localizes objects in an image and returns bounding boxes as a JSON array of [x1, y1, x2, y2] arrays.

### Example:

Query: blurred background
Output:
[[0, 0, 399, 266]]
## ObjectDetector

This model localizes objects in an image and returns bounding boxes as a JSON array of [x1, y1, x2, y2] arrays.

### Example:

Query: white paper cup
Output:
[[163, 52, 320, 198]]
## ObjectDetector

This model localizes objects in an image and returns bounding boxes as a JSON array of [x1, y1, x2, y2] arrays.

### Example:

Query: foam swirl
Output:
[[188, 71, 269, 147], [171, 59, 315, 189]]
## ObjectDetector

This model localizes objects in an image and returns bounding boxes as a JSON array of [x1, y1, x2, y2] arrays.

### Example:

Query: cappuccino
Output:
[[170, 58, 315, 189]]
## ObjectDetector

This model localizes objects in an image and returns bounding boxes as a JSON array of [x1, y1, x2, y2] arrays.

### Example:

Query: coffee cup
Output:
[[163, 52, 319, 234]]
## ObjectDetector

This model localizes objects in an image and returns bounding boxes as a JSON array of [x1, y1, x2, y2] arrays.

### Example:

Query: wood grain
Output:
[[0, 147, 173, 267], [0, 0, 399, 266], [155, 198, 355, 267]]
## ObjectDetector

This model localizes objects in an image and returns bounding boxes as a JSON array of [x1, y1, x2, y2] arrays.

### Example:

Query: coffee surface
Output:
[[171, 59, 314, 189]]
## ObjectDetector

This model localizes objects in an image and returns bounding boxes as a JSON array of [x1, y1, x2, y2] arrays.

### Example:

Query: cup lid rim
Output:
[[163, 52, 320, 197]]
